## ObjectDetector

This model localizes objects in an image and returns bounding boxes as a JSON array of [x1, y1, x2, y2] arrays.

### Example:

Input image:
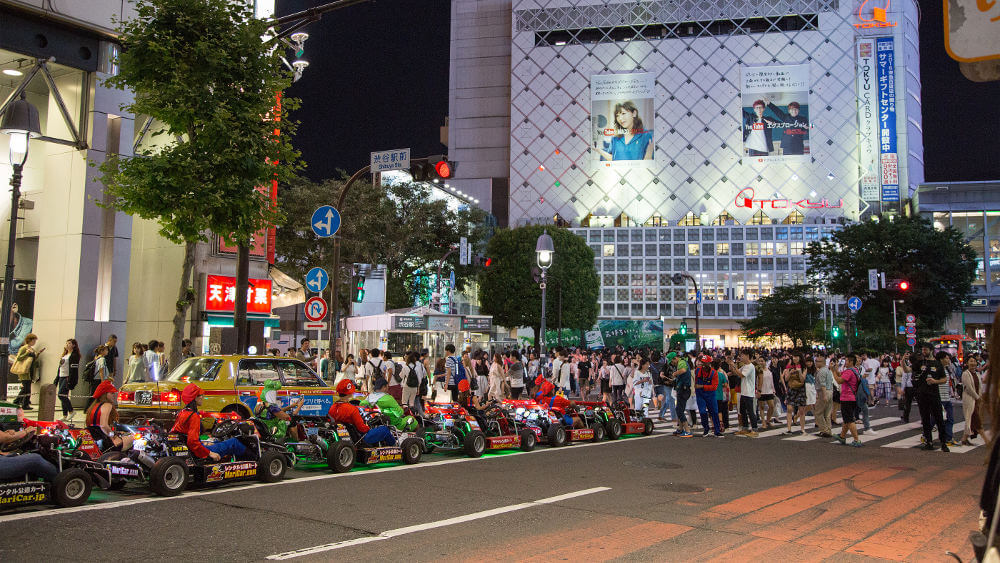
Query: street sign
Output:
[[304, 322, 328, 330], [868, 269, 879, 291], [311, 205, 341, 238], [905, 314, 915, 324], [459, 237, 469, 266], [696, 290, 702, 304], [449, 270, 456, 290], [304, 296, 328, 322], [898, 325, 905, 335], [906, 337, 917, 347], [847, 296, 862, 312], [305, 267, 329, 293], [905, 326, 916, 336], [370, 148, 410, 172]]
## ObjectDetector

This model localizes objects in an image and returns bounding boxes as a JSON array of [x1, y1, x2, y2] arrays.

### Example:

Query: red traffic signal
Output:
[[886, 279, 910, 291], [483, 257, 492, 267], [899, 280, 909, 291], [434, 160, 452, 179], [411, 154, 454, 182]]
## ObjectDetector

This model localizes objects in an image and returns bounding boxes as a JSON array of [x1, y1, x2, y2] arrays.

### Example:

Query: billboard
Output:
[[741, 64, 811, 163], [875, 37, 899, 202], [856, 38, 881, 201], [0, 279, 35, 352], [591, 73, 655, 166], [204, 275, 273, 315]]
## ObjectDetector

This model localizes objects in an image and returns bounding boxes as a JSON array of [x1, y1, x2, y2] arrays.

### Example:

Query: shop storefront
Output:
[[344, 309, 495, 360]]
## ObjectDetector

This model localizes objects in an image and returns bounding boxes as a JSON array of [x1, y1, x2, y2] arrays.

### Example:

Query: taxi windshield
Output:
[[163, 358, 223, 383]]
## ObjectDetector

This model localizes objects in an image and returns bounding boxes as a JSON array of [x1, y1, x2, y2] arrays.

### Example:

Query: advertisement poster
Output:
[[741, 64, 811, 163], [875, 37, 899, 202], [591, 73, 655, 167], [0, 279, 35, 352], [204, 275, 273, 315], [856, 38, 881, 201]]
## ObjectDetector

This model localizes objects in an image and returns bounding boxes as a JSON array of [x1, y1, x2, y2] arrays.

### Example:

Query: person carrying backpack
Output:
[[385, 351, 403, 401], [364, 348, 385, 394], [400, 351, 425, 412], [834, 354, 864, 447]]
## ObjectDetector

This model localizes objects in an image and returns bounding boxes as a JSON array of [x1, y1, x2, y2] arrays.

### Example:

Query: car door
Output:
[[274, 359, 334, 417], [235, 358, 281, 415]]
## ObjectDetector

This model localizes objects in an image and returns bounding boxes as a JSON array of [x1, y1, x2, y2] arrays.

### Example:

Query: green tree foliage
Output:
[[740, 284, 822, 346], [274, 176, 490, 314], [804, 215, 976, 333], [98, 0, 302, 364], [478, 226, 599, 339]]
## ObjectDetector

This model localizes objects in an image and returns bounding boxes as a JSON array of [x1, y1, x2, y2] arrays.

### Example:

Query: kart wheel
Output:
[[547, 424, 567, 447], [607, 419, 623, 440], [591, 422, 606, 442], [53, 468, 92, 507], [259, 450, 286, 482], [401, 438, 422, 464], [642, 418, 655, 436], [150, 457, 188, 497], [463, 431, 486, 458], [519, 429, 536, 452], [327, 441, 356, 473]]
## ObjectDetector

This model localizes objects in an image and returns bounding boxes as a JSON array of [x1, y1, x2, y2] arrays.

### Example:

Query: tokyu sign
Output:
[[734, 188, 844, 210]]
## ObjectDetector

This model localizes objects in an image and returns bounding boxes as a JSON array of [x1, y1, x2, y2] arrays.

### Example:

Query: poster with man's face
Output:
[[591, 73, 655, 167], [741, 64, 811, 163]]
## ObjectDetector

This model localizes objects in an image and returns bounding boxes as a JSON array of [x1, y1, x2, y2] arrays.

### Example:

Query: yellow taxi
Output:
[[117, 355, 336, 422]]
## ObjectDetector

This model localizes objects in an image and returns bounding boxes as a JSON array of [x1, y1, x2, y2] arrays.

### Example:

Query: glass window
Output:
[[702, 229, 714, 241], [673, 259, 686, 270], [617, 288, 629, 301], [777, 258, 789, 270], [673, 288, 686, 300], [679, 212, 702, 226], [589, 230, 601, 242], [776, 227, 789, 240], [604, 259, 615, 271], [645, 229, 658, 241], [731, 258, 744, 270], [632, 244, 644, 256], [631, 229, 644, 241], [673, 243, 685, 255], [631, 303, 643, 316], [660, 288, 671, 300], [988, 213, 1000, 285], [646, 274, 658, 286], [277, 361, 325, 387], [702, 243, 714, 255], [762, 242, 774, 256], [645, 259, 657, 271], [603, 244, 615, 256], [645, 243, 657, 256], [236, 359, 280, 386], [659, 258, 670, 270], [617, 259, 629, 271], [660, 274, 673, 286], [603, 274, 614, 285], [659, 229, 671, 241], [688, 244, 700, 256], [603, 230, 615, 242], [660, 303, 672, 316], [717, 258, 730, 271], [731, 228, 743, 240], [791, 242, 804, 255], [617, 244, 629, 256], [603, 288, 614, 301], [632, 259, 643, 271], [717, 229, 729, 241], [751, 211, 772, 225], [645, 288, 657, 301], [806, 226, 820, 240], [745, 228, 758, 240], [732, 243, 744, 255], [617, 304, 629, 316], [761, 257, 774, 269], [594, 258, 602, 271], [603, 303, 615, 316], [790, 227, 804, 240], [760, 228, 773, 240], [660, 244, 671, 256], [702, 303, 716, 316], [162, 358, 222, 383], [687, 229, 700, 241], [717, 243, 730, 255], [933, 212, 950, 231], [746, 258, 760, 270], [776, 242, 788, 254], [746, 242, 760, 256], [688, 260, 700, 271], [702, 258, 714, 270]]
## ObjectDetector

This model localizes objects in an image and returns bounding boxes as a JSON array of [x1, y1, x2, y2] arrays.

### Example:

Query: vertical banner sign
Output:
[[740, 64, 811, 164], [875, 37, 899, 202], [591, 73, 655, 167], [459, 236, 469, 266], [856, 38, 881, 201]]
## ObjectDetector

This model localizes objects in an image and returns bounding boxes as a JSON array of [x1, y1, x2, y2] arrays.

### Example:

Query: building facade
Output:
[[449, 0, 923, 346]]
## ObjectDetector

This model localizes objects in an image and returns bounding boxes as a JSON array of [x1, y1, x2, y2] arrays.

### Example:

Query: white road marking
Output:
[[883, 421, 966, 449], [782, 417, 896, 441], [266, 486, 613, 560], [0, 430, 665, 524]]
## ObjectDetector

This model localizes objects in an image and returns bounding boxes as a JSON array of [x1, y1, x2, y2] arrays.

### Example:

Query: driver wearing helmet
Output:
[[327, 380, 395, 446], [256, 379, 304, 441], [171, 384, 248, 461]]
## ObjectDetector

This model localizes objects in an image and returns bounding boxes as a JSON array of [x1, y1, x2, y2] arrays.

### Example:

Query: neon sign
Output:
[[854, 0, 897, 28], [735, 188, 843, 210]]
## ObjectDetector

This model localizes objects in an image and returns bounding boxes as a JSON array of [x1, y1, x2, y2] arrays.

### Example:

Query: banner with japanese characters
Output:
[[591, 73, 655, 167], [856, 38, 881, 201], [740, 64, 811, 164], [875, 37, 899, 202], [204, 274, 273, 315]]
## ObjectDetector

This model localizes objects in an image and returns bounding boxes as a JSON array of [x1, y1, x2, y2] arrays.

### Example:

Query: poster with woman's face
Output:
[[591, 73, 655, 167]]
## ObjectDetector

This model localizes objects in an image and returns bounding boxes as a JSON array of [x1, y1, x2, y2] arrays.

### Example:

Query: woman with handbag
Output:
[[11, 333, 43, 409], [782, 352, 807, 434], [56, 339, 81, 421]]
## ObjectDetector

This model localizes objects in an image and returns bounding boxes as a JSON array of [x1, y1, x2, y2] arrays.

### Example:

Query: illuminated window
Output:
[[688, 244, 700, 256], [644, 214, 663, 227], [603, 244, 615, 257], [717, 243, 730, 255], [713, 211, 738, 226], [746, 242, 760, 256], [782, 210, 805, 224], [679, 212, 702, 226], [776, 242, 788, 254], [750, 211, 773, 225]]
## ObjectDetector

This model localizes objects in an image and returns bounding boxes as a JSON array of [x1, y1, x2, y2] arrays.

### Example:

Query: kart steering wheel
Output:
[[0, 432, 35, 452]]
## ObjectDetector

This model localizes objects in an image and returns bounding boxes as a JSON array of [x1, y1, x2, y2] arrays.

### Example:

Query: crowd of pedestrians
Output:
[[297, 338, 985, 452]]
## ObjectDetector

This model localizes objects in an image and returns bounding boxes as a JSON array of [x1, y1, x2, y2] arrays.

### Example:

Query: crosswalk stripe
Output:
[[883, 421, 965, 449], [782, 417, 897, 441]]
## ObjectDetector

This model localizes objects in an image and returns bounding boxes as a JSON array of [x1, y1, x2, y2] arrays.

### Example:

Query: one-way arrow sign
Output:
[[311, 205, 341, 238]]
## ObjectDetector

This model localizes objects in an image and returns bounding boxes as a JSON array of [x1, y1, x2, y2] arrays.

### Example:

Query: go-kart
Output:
[[251, 408, 423, 474], [503, 399, 600, 445], [0, 429, 96, 509], [607, 400, 655, 437], [421, 401, 535, 457]]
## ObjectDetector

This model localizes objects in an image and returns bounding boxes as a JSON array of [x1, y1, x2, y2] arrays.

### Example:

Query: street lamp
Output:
[[535, 230, 554, 376], [0, 94, 41, 400]]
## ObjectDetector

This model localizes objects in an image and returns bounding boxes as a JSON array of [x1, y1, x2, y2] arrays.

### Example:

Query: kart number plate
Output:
[[136, 391, 153, 406]]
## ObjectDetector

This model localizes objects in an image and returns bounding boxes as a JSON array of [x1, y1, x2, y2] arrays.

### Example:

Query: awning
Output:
[[206, 314, 281, 328], [269, 265, 306, 309]]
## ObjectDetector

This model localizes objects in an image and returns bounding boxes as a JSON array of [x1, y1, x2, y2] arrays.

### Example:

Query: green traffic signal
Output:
[[679, 321, 687, 336], [831, 326, 839, 338]]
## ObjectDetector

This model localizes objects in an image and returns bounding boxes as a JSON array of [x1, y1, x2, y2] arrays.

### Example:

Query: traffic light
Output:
[[410, 154, 454, 182], [472, 254, 493, 268], [679, 321, 687, 335], [831, 326, 840, 339], [886, 279, 910, 291], [352, 275, 366, 303]]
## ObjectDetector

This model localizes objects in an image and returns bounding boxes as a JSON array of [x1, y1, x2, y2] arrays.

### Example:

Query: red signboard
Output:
[[205, 275, 273, 314]]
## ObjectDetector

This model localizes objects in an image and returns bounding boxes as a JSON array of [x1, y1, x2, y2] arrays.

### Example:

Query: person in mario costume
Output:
[[170, 384, 247, 461], [327, 379, 395, 446]]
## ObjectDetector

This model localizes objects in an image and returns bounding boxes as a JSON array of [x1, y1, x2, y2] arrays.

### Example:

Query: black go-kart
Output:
[[0, 430, 98, 509]]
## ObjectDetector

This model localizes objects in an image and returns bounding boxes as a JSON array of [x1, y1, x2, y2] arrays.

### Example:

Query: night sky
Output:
[[284, 0, 999, 184]]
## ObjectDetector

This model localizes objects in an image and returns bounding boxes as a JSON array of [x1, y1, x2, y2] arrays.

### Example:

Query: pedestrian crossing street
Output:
[[646, 413, 983, 453]]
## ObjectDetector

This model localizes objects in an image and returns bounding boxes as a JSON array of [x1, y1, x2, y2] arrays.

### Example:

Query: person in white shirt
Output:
[[555, 350, 572, 393], [609, 354, 627, 403], [735, 352, 759, 436], [143, 340, 160, 382], [631, 358, 654, 415], [364, 348, 386, 393], [860, 353, 880, 386]]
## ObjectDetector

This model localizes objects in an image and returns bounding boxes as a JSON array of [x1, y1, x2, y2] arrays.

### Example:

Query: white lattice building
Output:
[[447, 0, 923, 345]]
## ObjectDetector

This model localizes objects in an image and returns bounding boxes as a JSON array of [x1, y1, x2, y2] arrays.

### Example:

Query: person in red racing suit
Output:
[[533, 376, 581, 428], [327, 380, 395, 446], [171, 384, 246, 461]]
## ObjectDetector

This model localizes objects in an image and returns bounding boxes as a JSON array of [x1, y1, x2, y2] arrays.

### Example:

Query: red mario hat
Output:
[[181, 384, 205, 404], [336, 379, 356, 396], [700, 354, 713, 364], [457, 379, 470, 392], [92, 380, 117, 399]]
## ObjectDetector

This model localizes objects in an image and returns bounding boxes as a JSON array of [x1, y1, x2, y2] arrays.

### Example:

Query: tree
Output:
[[740, 284, 822, 346], [99, 0, 301, 364], [805, 215, 976, 334], [478, 226, 599, 345], [274, 175, 489, 315]]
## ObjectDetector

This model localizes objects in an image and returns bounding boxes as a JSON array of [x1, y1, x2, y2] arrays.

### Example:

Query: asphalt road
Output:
[[0, 406, 986, 562]]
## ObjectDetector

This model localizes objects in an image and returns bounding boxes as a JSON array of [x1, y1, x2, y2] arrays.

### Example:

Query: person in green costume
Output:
[[255, 380, 304, 441], [360, 377, 417, 432]]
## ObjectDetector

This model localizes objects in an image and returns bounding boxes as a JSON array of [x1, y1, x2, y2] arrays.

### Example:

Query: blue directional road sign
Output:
[[847, 296, 862, 312], [311, 205, 341, 238], [696, 290, 702, 304], [305, 267, 329, 293]]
